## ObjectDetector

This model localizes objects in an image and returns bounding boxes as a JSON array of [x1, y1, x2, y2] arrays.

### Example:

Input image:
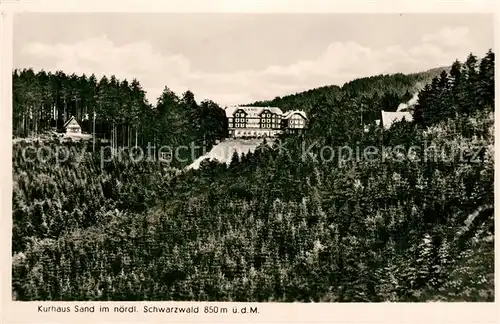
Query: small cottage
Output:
[[62, 116, 82, 135]]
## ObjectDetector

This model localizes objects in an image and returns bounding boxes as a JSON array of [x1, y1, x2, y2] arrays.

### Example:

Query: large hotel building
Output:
[[225, 106, 307, 138]]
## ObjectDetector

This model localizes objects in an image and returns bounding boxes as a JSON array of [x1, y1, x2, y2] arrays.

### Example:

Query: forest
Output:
[[12, 69, 227, 166], [12, 50, 494, 301]]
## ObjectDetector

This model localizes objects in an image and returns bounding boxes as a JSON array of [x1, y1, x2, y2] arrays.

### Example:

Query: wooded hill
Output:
[[245, 66, 449, 122], [12, 50, 494, 302]]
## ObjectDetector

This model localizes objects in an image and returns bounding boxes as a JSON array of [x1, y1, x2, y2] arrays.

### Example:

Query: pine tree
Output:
[[478, 49, 495, 109]]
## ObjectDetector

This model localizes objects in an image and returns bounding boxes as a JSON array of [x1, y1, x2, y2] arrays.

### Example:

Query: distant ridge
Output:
[[244, 65, 451, 113]]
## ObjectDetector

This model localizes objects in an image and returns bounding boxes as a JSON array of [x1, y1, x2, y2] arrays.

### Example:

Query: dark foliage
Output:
[[12, 51, 494, 302]]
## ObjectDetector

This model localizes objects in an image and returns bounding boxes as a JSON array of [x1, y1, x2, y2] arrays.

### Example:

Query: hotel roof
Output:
[[224, 106, 283, 117], [225, 106, 309, 120], [282, 110, 307, 119]]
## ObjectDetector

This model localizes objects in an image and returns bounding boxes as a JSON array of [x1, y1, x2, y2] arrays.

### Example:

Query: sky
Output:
[[13, 13, 494, 106]]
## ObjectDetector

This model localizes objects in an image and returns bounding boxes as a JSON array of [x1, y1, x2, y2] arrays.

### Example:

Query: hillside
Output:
[[12, 50, 494, 302], [186, 138, 271, 170]]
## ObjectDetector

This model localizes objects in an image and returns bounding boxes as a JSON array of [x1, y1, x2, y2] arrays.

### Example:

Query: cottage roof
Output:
[[63, 116, 81, 129], [224, 106, 283, 118], [381, 110, 413, 129]]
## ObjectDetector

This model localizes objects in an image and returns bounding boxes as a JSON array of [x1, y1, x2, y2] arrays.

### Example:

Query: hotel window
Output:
[[266, 119, 270, 123], [235, 113, 239, 117], [236, 123, 240, 128]]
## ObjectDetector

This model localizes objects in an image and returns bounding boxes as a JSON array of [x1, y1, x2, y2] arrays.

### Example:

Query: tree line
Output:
[[13, 69, 227, 165], [414, 50, 495, 124]]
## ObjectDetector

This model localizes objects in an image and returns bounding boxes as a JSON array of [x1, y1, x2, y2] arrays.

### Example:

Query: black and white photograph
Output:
[[9, 10, 494, 305]]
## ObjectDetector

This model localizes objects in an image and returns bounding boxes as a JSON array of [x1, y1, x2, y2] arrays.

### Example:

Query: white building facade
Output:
[[225, 106, 307, 138]]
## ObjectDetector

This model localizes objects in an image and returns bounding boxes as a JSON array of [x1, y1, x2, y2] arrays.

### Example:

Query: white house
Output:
[[62, 116, 82, 135]]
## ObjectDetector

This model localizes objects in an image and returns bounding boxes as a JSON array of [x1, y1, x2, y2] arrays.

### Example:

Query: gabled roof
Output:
[[63, 116, 81, 129], [381, 110, 413, 129], [224, 106, 283, 118], [282, 110, 307, 120]]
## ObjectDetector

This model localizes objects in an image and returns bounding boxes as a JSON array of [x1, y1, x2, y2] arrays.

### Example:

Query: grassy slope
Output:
[[187, 139, 271, 170]]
